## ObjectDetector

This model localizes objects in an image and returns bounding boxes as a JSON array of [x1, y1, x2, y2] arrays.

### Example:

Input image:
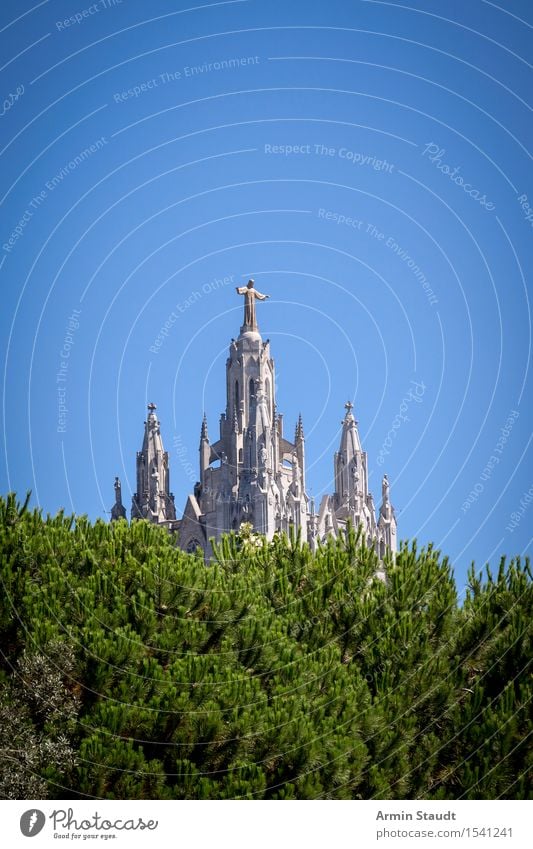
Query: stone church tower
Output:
[[112, 280, 397, 558]]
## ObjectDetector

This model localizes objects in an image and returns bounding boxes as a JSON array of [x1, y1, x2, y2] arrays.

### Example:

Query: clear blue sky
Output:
[[1, 0, 531, 590]]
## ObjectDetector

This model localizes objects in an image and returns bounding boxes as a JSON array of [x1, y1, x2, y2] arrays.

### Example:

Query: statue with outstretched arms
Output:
[[236, 279, 270, 331]]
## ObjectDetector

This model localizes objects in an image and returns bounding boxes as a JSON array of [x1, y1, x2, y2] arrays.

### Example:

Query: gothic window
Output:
[[235, 380, 240, 410], [238, 447, 243, 463], [249, 377, 255, 406]]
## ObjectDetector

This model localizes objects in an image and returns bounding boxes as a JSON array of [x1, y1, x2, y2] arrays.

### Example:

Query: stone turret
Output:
[[334, 402, 364, 510], [316, 400, 392, 553], [131, 403, 176, 525]]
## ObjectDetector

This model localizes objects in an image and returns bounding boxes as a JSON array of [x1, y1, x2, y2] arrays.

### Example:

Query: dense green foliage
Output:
[[0, 493, 530, 799]]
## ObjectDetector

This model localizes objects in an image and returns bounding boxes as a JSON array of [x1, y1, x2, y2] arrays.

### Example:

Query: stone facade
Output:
[[112, 281, 397, 558]]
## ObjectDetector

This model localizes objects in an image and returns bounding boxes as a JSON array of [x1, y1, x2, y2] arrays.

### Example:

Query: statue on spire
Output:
[[111, 476, 126, 521], [382, 474, 390, 504], [236, 279, 269, 331]]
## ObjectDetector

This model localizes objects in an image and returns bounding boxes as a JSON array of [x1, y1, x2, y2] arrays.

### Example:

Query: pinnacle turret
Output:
[[131, 403, 176, 524], [340, 401, 362, 455]]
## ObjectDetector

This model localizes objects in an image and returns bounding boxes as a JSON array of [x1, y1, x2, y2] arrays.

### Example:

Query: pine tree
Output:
[[0, 494, 530, 799]]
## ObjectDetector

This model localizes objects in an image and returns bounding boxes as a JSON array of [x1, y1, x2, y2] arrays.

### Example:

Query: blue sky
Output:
[[1, 0, 531, 589]]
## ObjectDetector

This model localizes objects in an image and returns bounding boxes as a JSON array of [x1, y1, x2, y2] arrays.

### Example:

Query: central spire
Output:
[[235, 279, 270, 334]]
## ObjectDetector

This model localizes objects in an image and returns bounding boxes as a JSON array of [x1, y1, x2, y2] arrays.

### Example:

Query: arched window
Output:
[[249, 378, 255, 406], [235, 380, 240, 410]]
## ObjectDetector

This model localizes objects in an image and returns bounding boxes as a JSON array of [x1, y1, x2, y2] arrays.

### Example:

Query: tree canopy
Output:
[[0, 493, 530, 800]]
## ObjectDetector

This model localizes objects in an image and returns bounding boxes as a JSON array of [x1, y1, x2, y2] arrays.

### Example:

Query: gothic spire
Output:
[[132, 403, 176, 523], [333, 400, 364, 507], [200, 412, 209, 442], [339, 400, 362, 459]]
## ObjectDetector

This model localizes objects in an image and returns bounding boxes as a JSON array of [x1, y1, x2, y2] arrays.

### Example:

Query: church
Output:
[[111, 280, 397, 559]]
